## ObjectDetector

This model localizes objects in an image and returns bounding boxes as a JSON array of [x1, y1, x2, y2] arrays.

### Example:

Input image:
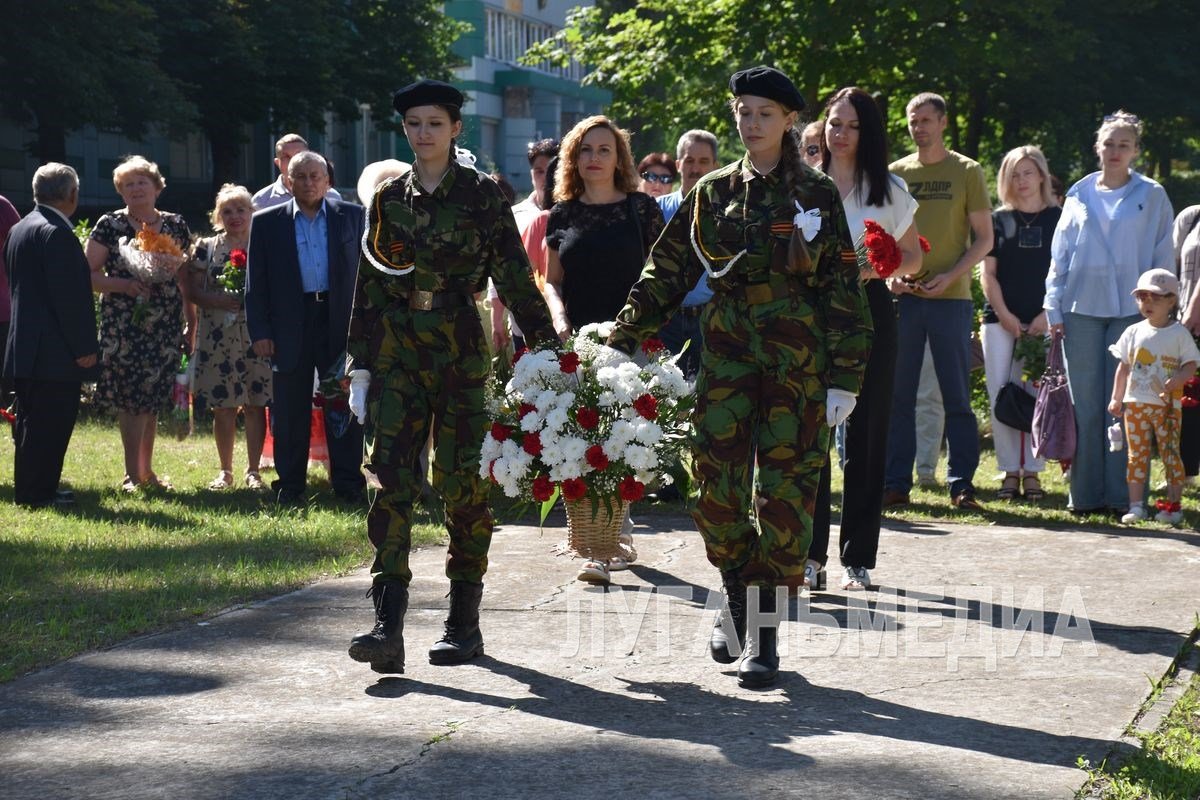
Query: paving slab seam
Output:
[[1126, 625, 1200, 738]]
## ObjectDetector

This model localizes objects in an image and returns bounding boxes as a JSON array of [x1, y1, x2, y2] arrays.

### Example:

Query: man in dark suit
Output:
[[246, 151, 366, 505], [3, 163, 99, 508]]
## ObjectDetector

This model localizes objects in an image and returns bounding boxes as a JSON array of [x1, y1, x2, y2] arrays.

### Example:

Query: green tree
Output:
[[0, 0, 192, 163]]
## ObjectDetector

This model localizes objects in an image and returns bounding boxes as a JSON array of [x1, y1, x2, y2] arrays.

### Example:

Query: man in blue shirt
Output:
[[252, 133, 344, 211], [656, 129, 720, 379], [246, 151, 366, 505]]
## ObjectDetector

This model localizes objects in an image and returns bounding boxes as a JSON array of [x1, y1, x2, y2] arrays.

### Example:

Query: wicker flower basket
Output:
[[564, 498, 629, 560]]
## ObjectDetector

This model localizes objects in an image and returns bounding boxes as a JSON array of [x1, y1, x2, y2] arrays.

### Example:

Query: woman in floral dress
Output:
[[185, 184, 272, 491], [85, 156, 191, 492]]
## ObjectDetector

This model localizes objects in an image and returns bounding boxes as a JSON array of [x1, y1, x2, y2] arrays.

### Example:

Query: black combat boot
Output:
[[710, 569, 747, 664], [348, 579, 408, 674], [428, 581, 485, 665], [737, 585, 780, 688]]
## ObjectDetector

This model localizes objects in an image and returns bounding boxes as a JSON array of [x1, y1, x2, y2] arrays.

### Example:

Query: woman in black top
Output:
[[981, 146, 1061, 501], [544, 115, 665, 337], [543, 115, 664, 584]]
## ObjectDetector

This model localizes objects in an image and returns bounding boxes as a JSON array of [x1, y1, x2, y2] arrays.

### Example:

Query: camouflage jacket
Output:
[[608, 155, 873, 394], [348, 161, 556, 371]]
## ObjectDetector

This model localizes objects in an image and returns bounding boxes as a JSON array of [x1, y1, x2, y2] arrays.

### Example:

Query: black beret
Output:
[[392, 79, 464, 115], [728, 65, 805, 112]]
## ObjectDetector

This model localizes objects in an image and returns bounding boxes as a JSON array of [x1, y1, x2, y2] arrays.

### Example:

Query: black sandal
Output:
[[1022, 475, 1044, 501], [997, 474, 1019, 501]]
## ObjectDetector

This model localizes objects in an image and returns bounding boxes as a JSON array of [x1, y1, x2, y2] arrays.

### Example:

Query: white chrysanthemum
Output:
[[539, 436, 565, 466], [534, 389, 559, 412], [598, 390, 618, 407], [480, 434, 502, 465], [603, 420, 636, 460], [634, 420, 663, 445], [635, 470, 658, 485], [501, 439, 522, 460], [544, 407, 569, 433], [646, 362, 689, 398], [549, 461, 581, 482], [520, 411, 543, 433], [623, 444, 658, 471], [560, 436, 588, 465]]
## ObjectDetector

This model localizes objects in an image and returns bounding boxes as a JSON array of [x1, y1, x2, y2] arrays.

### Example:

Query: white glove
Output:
[[348, 370, 371, 425], [825, 388, 857, 427]]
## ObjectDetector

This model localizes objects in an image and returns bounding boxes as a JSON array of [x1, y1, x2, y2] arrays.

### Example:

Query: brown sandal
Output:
[[1022, 475, 1044, 501], [997, 474, 1020, 501]]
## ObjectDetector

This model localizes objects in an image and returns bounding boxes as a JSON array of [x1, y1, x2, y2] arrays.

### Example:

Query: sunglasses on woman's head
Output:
[[805, 144, 821, 157], [640, 172, 673, 185]]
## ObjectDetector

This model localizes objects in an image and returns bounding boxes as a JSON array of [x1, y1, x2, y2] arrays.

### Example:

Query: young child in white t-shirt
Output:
[[1108, 268, 1200, 525]]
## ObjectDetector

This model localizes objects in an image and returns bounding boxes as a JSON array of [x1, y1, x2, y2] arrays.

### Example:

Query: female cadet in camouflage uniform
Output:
[[345, 80, 558, 676], [605, 66, 873, 687]]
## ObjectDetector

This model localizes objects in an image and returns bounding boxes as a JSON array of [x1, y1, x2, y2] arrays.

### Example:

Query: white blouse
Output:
[[840, 173, 918, 241]]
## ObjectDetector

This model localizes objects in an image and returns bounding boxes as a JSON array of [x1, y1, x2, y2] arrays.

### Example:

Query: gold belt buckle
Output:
[[410, 290, 434, 311]]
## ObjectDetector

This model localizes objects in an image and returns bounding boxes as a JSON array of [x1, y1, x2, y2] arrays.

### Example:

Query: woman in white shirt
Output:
[[1045, 111, 1174, 514], [811, 86, 922, 591]]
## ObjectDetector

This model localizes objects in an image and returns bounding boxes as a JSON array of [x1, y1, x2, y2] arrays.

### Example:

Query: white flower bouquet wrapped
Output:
[[480, 322, 693, 516]]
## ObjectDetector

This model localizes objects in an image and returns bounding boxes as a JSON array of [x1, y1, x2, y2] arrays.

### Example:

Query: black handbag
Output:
[[994, 349, 1036, 433]]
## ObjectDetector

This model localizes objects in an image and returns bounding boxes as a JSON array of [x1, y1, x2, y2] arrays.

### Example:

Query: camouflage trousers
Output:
[[364, 306, 493, 586], [690, 296, 831, 588]]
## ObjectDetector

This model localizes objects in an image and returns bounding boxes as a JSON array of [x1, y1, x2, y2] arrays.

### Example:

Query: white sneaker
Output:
[[1121, 505, 1148, 524], [1155, 508, 1184, 525], [841, 566, 871, 590]]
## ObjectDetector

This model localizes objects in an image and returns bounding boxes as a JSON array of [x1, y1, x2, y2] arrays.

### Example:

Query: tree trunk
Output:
[[34, 121, 67, 164], [207, 127, 241, 194], [963, 89, 987, 160]]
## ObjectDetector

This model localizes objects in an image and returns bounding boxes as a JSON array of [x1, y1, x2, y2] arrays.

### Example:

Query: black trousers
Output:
[[812, 280, 897, 570], [0, 321, 11, 407], [270, 297, 365, 495], [1181, 404, 1200, 477], [13, 377, 81, 506]]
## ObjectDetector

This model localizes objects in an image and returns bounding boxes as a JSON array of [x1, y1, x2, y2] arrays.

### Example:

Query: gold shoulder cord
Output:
[[689, 183, 747, 279]]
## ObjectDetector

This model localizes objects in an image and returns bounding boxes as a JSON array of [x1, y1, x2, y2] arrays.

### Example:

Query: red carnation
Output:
[[619, 475, 645, 502], [863, 232, 884, 250], [532, 474, 555, 501], [512, 347, 528, 365], [559, 351, 581, 373], [0, 408, 14, 427], [561, 477, 587, 501], [519, 402, 537, 419], [641, 338, 666, 355], [633, 393, 658, 420], [576, 406, 600, 430], [522, 431, 543, 456], [229, 249, 247, 268], [490, 422, 510, 441], [918, 235, 932, 254], [585, 444, 610, 471]]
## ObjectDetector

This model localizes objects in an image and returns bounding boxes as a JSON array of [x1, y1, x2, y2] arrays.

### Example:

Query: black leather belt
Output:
[[305, 290, 328, 303], [406, 290, 474, 311]]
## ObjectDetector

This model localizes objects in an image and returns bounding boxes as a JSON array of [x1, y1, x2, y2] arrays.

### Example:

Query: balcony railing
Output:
[[484, 6, 585, 83]]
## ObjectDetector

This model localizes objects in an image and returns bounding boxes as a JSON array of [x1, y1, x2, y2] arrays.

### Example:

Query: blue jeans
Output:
[[1062, 312, 1139, 511], [885, 296, 979, 496]]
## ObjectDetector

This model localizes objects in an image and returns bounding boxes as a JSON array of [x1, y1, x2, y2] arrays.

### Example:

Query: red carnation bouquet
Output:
[[856, 219, 902, 280], [218, 248, 248, 294]]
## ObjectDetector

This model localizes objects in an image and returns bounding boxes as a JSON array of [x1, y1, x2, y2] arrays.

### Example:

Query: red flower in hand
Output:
[[490, 422, 510, 441], [619, 475, 645, 502], [0, 408, 14, 427], [561, 477, 587, 501], [532, 474, 555, 501], [585, 444, 610, 471], [229, 249, 248, 268], [641, 338, 666, 355], [559, 351, 581, 373], [918, 235, 931, 253], [633, 393, 658, 420], [522, 431, 543, 456], [576, 406, 600, 430]]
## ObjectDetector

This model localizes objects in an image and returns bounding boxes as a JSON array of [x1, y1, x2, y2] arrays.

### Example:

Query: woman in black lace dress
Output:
[[543, 115, 665, 583]]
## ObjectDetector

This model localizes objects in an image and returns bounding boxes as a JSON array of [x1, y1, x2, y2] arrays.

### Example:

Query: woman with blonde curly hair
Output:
[[185, 184, 272, 490], [544, 115, 665, 583]]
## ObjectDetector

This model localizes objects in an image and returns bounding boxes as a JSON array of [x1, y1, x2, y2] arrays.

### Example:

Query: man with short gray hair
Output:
[[252, 133, 343, 210], [3, 163, 99, 508]]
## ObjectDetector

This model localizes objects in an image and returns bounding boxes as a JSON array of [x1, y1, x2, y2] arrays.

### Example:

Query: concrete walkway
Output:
[[2, 512, 1198, 799]]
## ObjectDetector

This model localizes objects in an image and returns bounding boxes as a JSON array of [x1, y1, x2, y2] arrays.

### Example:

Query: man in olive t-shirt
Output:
[[884, 92, 994, 509]]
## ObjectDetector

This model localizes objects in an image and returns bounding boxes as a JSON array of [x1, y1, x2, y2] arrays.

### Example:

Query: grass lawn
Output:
[[0, 416, 446, 683]]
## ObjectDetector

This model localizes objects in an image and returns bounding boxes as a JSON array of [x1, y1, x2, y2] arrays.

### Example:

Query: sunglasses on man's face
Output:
[[805, 144, 821, 157], [640, 172, 673, 185]]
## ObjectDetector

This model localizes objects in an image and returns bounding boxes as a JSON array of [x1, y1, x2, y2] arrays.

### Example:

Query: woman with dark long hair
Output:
[[810, 87, 922, 591], [603, 67, 872, 687]]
